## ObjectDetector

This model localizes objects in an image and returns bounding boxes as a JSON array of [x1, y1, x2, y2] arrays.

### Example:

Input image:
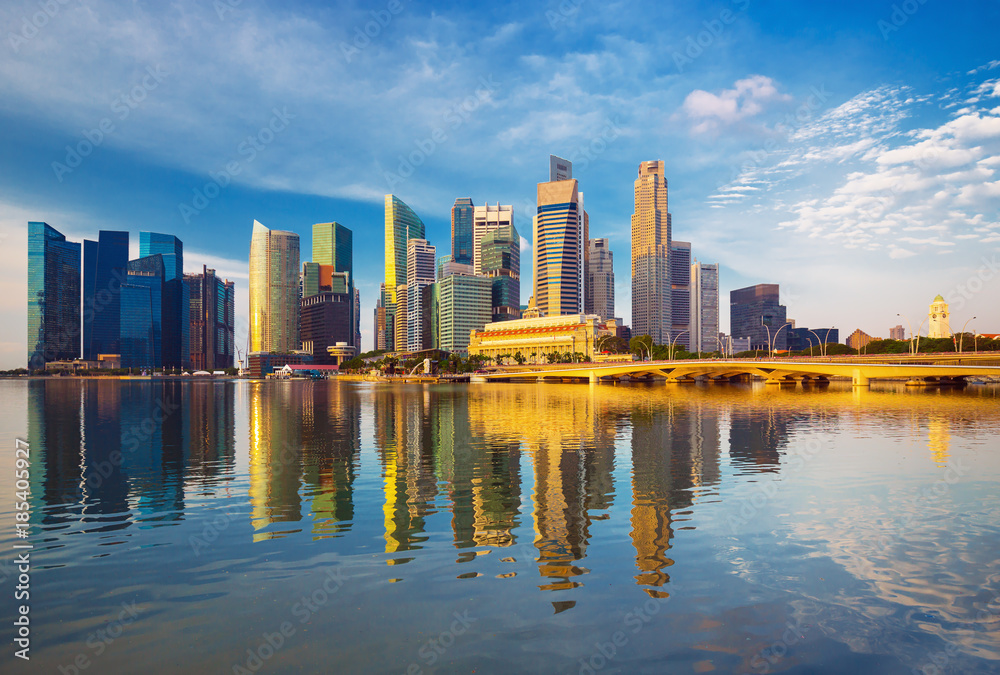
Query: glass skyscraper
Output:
[[690, 260, 719, 354], [730, 284, 788, 351], [249, 220, 300, 353], [121, 254, 165, 368], [670, 241, 692, 349], [185, 265, 236, 371], [27, 221, 81, 368], [384, 195, 425, 350], [481, 224, 521, 323], [450, 198, 474, 266], [139, 232, 188, 369], [83, 230, 128, 360], [310, 222, 356, 349]]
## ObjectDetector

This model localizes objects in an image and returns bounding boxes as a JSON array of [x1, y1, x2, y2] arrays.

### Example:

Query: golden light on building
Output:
[[468, 313, 616, 363]]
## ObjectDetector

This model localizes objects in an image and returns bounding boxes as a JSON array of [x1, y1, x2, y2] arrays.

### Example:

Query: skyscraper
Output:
[[83, 230, 128, 360], [249, 220, 300, 353], [534, 161, 586, 317], [185, 265, 235, 371], [585, 238, 614, 321], [670, 241, 691, 349], [27, 222, 81, 368], [631, 161, 671, 344], [481, 224, 521, 323], [690, 260, 719, 354], [473, 203, 513, 275], [122, 254, 165, 368], [384, 195, 425, 350], [312, 222, 353, 276], [139, 232, 188, 369], [730, 284, 787, 351], [451, 198, 474, 266], [406, 239, 436, 351], [433, 274, 492, 355]]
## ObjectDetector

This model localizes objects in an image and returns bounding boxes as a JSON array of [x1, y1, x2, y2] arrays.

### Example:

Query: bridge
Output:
[[475, 355, 1000, 387]]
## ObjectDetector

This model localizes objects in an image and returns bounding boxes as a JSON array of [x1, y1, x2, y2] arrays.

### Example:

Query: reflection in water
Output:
[[17, 379, 1000, 674]]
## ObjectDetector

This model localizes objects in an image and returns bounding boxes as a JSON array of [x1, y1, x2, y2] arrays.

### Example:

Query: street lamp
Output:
[[669, 330, 690, 361], [763, 320, 790, 359], [958, 316, 977, 353], [897, 313, 914, 355]]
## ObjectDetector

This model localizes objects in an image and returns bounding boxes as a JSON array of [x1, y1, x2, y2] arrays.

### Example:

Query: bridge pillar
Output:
[[852, 368, 869, 387], [589, 372, 599, 383]]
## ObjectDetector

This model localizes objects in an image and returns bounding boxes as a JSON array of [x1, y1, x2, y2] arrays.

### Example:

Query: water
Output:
[[1, 379, 999, 674]]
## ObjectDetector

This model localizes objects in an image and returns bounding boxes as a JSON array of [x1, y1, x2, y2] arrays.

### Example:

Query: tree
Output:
[[630, 335, 653, 361], [513, 351, 526, 365], [546, 352, 559, 364], [603, 336, 629, 354]]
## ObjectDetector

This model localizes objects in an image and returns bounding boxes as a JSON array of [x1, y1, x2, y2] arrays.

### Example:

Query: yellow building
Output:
[[928, 294, 952, 338], [467, 313, 616, 363], [631, 161, 672, 344], [249, 220, 300, 353]]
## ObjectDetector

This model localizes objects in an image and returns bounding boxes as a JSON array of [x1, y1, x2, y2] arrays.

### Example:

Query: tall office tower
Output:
[[312, 222, 352, 275], [585, 238, 614, 320], [730, 284, 788, 351], [670, 241, 692, 349], [301, 291, 353, 365], [481, 224, 521, 323], [631, 161, 672, 344], [473, 203, 514, 275], [375, 284, 388, 351], [384, 195, 425, 350], [139, 232, 188, 369], [406, 239, 436, 351], [549, 155, 572, 181], [690, 259, 719, 354], [249, 220, 300, 353], [185, 265, 236, 371], [27, 221, 81, 368], [82, 230, 128, 360], [394, 283, 408, 351], [451, 198, 474, 266], [122, 254, 165, 368], [534, 161, 586, 317], [432, 274, 492, 354]]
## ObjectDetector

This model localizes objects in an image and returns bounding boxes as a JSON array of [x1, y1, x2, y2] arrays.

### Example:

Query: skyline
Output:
[[3, 1, 1000, 368]]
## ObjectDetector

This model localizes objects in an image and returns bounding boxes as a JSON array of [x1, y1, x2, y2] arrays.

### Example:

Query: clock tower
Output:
[[927, 294, 952, 338]]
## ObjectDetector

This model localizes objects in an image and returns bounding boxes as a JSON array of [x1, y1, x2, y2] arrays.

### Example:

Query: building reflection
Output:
[[728, 404, 788, 473], [248, 382, 303, 539], [630, 398, 721, 597]]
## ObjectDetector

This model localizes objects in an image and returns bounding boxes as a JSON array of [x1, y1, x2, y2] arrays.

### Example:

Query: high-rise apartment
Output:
[[481, 224, 521, 322], [451, 198, 474, 266], [406, 238, 436, 351], [27, 222, 81, 368], [185, 265, 235, 371], [730, 284, 787, 351], [670, 241, 692, 349], [889, 324, 905, 341], [473, 203, 514, 275], [533, 160, 586, 317], [384, 195, 425, 350], [82, 230, 128, 360], [690, 259, 719, 354], [631, 161, 672, 344], [586, 238, 614, 321], [249, 220, 300, 353]]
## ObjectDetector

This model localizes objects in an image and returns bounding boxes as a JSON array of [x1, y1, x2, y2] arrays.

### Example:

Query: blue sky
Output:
[[2, 0, 999, 367]]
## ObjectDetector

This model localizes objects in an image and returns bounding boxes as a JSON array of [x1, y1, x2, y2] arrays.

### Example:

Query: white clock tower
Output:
[[927, 294, 952, 338]]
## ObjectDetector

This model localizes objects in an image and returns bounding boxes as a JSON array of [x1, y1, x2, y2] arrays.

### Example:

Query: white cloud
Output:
[[681, 75, 791, 134]]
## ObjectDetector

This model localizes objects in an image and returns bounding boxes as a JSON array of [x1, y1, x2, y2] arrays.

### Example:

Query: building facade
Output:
[[690, 260, 719, 354], [534, 176, 585, 317], [481, 224, 521, 323], [730, 284, 788, 351], [301, 292, 354, 365], [433, 273, 492, 355], [384, 195, 425, 350], [185, 265, 235, 371], [249, 220, 300, 353], [27, 222, 81, 368], [631, 161, 672, 344], [846, 328, 874, 351], [139, 232, 188, 369], [406, 238, 436, 351], [468, 314, 615, 363], [122, 254, 166, 368], [585, 238, 614, 321], [82, 230, 128, 360], [473, 203, 513, 275], [451, 197, 474, 266], [890, 324, 905, 341], [670, 241, 691, 349]]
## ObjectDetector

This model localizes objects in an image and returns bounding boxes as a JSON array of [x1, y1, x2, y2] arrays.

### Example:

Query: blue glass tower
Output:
[[139, 232, 188, 369], [27, 222, 81, 369], [451, 198, 474, 266], [122, 254, 165, 368], [83, 231, 128, 360]]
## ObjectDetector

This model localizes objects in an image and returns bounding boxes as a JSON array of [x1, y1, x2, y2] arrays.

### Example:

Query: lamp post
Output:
[[768, 322, 790, 359], [716, 335, 726, 358], [914, 317, 927, 355], [807, 330, 823, 358], [669, 330, 690, 361], [897, 313, 914, 355], [805, 336, 815, 357], [958, 316, 977, 353]]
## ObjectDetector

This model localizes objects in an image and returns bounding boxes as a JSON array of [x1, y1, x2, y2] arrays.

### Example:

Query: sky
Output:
[[1, 0, 999, 368]]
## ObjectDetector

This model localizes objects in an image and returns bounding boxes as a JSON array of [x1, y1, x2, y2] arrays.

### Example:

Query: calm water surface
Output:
[[1, 379, 999, 674]]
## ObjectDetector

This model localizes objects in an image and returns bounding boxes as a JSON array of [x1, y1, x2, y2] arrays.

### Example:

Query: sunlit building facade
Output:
[[690, 259, 719, 354], [473, 203, 514, 276], [249, 220, 300, 353], [585, 238, 614, 321], [467, 313, 616, 363], [384, 195, 425, 350], [631, 161, 672, 344], [481, 224, 521, 323], [533, 177, 586, 317]]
